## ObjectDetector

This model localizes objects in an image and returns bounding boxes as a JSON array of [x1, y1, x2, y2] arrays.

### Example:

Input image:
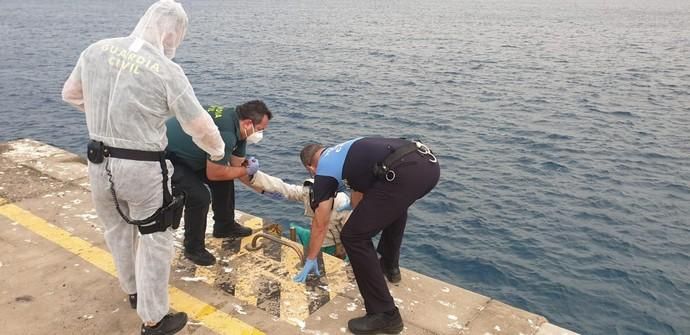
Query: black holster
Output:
[[138, 192, 185, 235]]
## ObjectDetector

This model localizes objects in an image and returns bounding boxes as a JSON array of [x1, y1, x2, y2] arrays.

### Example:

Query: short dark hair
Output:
[[236, 100, 273, 124], [300, 143, 324, 167]]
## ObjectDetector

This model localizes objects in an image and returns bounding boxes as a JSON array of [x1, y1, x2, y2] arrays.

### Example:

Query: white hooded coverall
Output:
[[61, 0, 225, 324]]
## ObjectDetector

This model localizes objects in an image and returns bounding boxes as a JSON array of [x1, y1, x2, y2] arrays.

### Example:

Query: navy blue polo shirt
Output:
[[311, 137, 410, 209]]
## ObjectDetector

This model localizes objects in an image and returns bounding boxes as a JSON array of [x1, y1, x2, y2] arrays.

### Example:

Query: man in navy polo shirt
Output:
[[294, 137, 440, 334], [166, 100, 272, 266]]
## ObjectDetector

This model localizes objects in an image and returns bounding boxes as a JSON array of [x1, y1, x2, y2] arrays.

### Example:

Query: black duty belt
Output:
[[105, 146, 165, 162], [87, 140, 164, 163], [87, 140, 183, 234], [373, 140, 437, 181]]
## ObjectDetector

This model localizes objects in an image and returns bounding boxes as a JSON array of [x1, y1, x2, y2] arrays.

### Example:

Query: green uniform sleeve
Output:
[[233, 141, 247, 158]]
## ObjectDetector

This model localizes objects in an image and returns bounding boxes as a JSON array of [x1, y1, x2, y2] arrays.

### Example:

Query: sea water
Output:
[[1, 0, 688, 333]]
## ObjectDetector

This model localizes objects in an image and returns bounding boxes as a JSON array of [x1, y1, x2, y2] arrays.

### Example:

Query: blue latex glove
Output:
[[294, 258, 320, 283], [262, 191, 285, 201], [246, 156, 260, 176]]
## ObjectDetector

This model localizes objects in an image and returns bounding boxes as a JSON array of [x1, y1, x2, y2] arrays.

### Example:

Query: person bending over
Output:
[[294, 137, 440, 335]]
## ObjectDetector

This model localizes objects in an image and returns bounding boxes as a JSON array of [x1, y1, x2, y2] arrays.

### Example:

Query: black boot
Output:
[[380, 258, 401, 283], [213, 220, 252, 238], [184, 248, 216, 266], [141, 312, 188, 335], [128, 293, 137, 309], [348, 308, 404, 334]]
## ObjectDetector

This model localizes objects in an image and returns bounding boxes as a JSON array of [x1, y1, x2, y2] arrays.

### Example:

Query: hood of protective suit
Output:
[[130, 0, 188, 59]]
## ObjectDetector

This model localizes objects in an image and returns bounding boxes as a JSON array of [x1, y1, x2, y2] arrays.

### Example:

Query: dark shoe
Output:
[[184, 248, 216, 266], [141, 312, 188, 335], [348, 308, 404, 334], [128, 293, 137, 309], [380, 258, 401, 283], [213, 221, 252, 238]]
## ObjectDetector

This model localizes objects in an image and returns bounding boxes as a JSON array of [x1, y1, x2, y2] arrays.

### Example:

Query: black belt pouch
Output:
[[87, 140, 106, 164]]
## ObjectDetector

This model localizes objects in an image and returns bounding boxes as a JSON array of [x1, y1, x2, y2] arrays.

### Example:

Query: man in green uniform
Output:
[[166, 100, 273, 265]]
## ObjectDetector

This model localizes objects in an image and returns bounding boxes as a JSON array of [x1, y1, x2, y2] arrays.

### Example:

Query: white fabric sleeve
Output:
[[250, 171, 308, 202], [62, 55, 85, 112], [178, 109, 225, 161], [167, 68, 224, 160]]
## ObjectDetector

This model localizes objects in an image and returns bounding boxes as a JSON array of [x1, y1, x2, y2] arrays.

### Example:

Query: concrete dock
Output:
[[0, 139, 578, 335]]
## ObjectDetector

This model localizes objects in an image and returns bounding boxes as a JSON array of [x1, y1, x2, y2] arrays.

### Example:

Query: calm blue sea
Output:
[[1, 0, 689, 334]]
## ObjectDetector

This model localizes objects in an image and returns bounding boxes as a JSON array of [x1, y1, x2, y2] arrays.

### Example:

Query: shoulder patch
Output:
[[207, 105, 224, 119]]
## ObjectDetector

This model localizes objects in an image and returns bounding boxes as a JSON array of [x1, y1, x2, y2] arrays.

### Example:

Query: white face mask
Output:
[[246, 124, 263, 145]]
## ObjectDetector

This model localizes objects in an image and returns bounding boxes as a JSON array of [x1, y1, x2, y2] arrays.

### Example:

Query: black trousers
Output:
[[170, 161, 235, 251], [341, 151, 440, 314]]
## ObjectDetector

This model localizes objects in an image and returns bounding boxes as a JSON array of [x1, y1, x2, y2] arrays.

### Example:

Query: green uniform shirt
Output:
[[166, 105, 247, 171]]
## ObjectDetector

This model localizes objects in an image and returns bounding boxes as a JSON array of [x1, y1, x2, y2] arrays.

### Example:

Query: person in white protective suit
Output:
[[250, 171, 351, 259], [61, 1, 225, 334]]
